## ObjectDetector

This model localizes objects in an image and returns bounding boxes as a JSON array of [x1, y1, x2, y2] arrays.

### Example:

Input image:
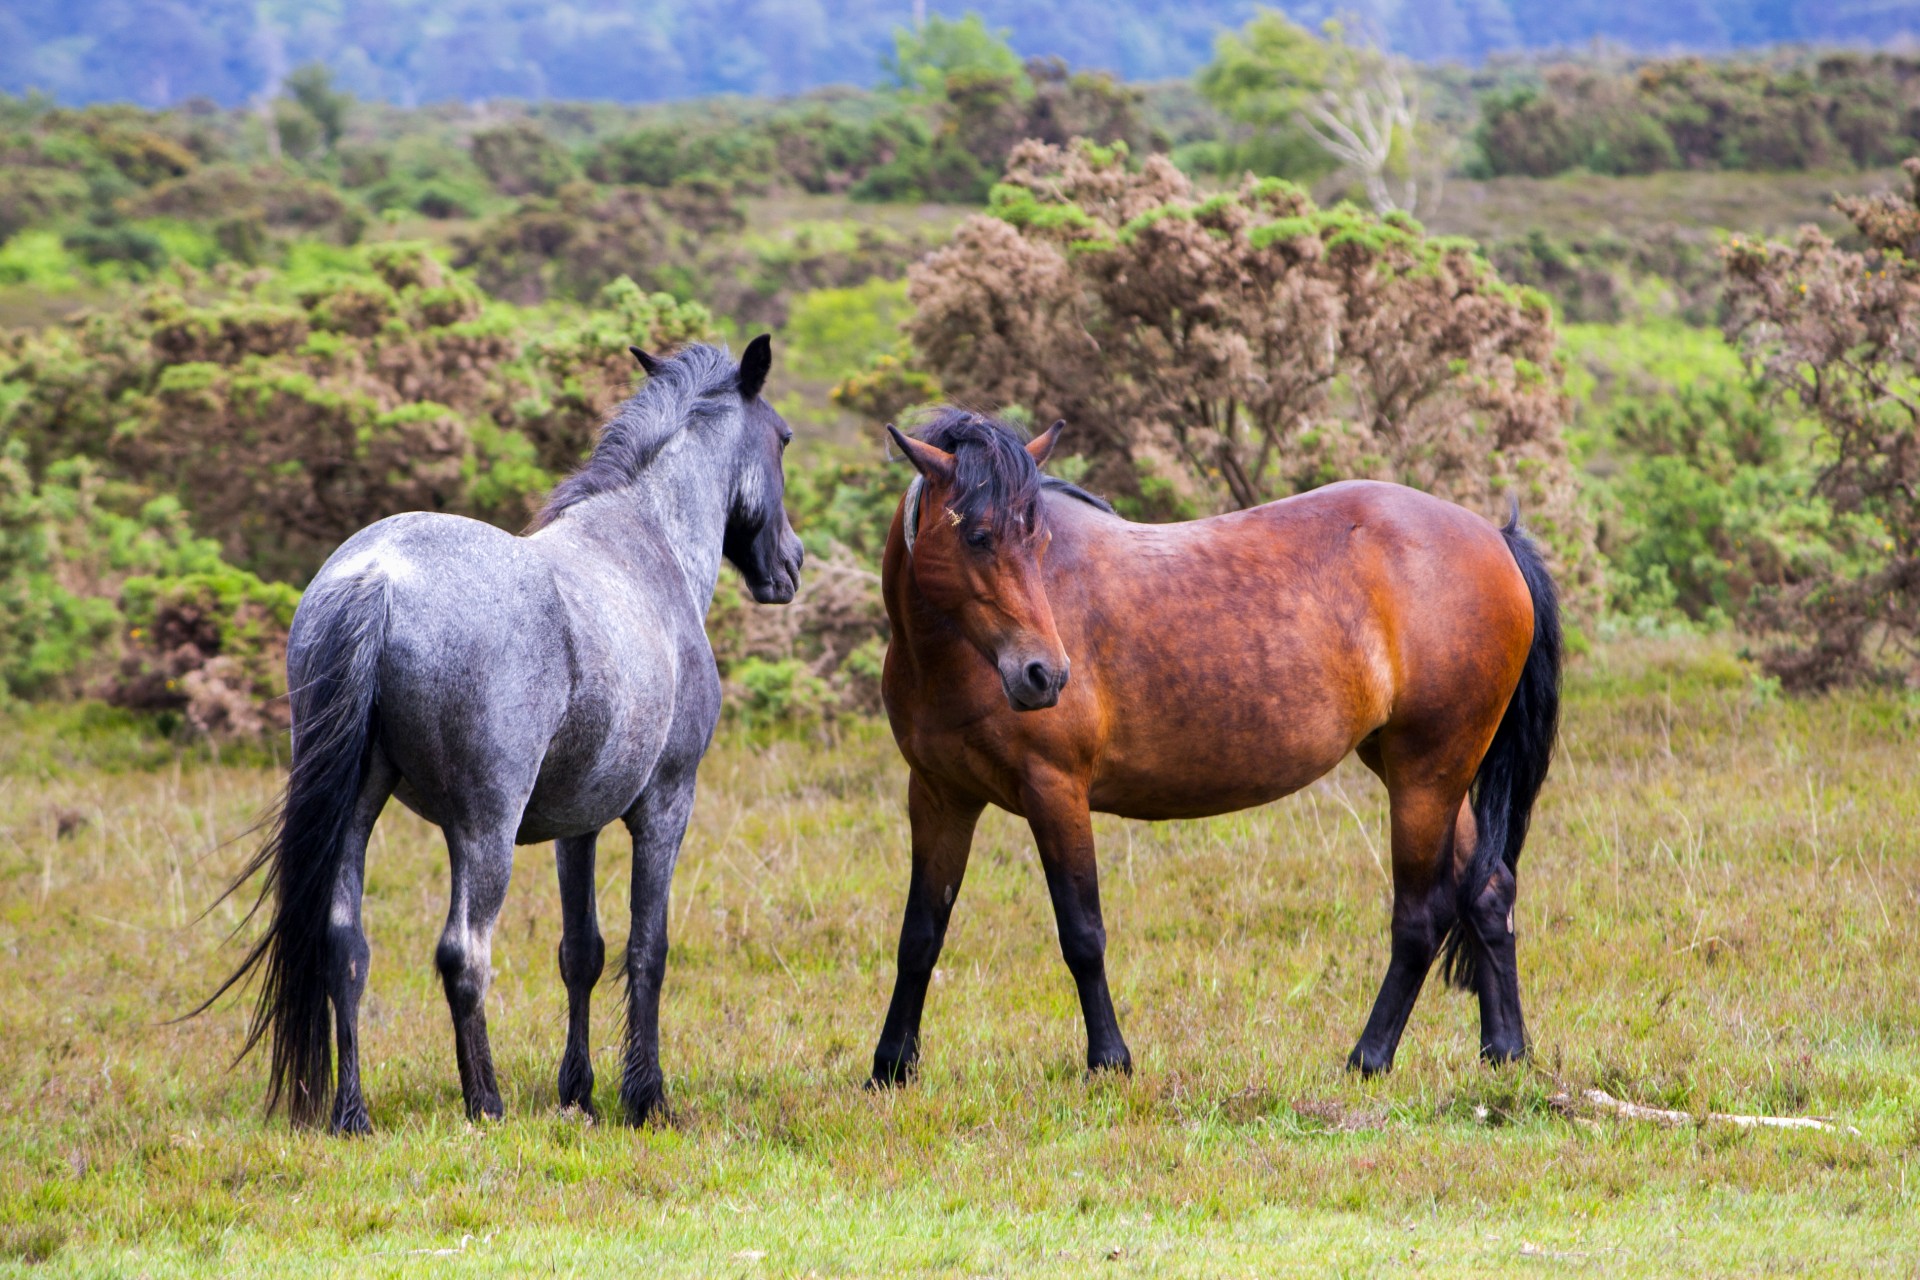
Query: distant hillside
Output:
[[2, 0, 1915, 106]]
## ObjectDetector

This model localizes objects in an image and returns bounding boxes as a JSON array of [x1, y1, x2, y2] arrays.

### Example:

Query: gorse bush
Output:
[[1, 245, 712, 581], [887, 139, 1599, 609], [1723, 159, 1920, 688], [0, 446, 291, 714], [1474, 53, 1920, 179]]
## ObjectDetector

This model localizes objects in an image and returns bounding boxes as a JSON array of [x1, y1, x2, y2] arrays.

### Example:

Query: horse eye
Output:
[[966, 528, 992, 550]]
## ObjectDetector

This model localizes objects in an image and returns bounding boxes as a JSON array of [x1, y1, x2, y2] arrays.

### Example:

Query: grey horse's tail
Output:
[[192, 570, 388, 1126], [1438, 514, 1562, 991]]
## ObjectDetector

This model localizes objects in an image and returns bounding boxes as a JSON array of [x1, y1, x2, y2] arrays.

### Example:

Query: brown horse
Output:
[[870, 410, 1560, 1084]]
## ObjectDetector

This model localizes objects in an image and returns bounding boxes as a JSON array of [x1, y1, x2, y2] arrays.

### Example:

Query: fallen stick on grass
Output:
[[1559, 1088, 1861, 1136]]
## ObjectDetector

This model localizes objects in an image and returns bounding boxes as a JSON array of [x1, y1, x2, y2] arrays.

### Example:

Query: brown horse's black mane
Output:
[[912, 409, 1112, 540]]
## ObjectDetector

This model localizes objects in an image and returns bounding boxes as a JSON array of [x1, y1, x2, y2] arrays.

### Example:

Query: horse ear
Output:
[[887, 424, 955, 482], [629, 346, 662, 376], [1027, 419, 1064, 466], [738, 333, 773, 399]]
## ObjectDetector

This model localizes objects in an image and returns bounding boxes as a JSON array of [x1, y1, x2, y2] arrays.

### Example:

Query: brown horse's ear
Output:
[[1027, 419, 1064, 466], [630, 347, 662, 375], [887, 424, 955, 482]]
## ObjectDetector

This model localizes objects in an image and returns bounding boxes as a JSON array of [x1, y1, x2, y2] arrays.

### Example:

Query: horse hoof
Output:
[[622, 1087, 670, 1128], [1480, 1043, 1528, 1068], [1086, 1051, 1133, 1078], [1346, 1046, 1393, 1077], [868, 1053, 917, 1089], [466, 1095, 505, 1123], [331, 1100, 374, 1137]]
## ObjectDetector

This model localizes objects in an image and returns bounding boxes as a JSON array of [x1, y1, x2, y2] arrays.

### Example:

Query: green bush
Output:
[[0, 244, 713, 581], [727, 657, 837, 730], [783, 278, 910, 383], [0, 448, 231, 702]]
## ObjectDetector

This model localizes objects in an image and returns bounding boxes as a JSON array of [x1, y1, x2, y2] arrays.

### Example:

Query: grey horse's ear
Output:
[[630, 347, 662, 376], [1027, 419, 1064, 466], [738, 333, 773, 400], [887, 424, 954, 482]]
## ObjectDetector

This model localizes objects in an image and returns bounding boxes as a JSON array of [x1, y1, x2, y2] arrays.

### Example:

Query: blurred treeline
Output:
[[2, 0, 1905, 106], [3, 15, 1919, 745]]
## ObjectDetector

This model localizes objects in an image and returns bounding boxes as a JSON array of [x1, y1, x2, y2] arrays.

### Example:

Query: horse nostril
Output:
[[1026, 661, 1050, 692]]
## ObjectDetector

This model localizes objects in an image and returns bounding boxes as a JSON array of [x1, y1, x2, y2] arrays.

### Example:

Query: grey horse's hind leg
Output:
[[555, 831, 605, 1118], [436, 823, 516, 1120], [328, 750, 396, 1135], [620, 772, 697, 1126]]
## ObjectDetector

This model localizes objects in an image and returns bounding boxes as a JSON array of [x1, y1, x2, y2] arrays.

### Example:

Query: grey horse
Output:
[[206, 337, 804, 1132]]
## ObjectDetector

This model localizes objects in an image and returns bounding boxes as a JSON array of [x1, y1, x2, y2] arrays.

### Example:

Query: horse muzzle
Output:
[[1000, 655, 1069, 711]]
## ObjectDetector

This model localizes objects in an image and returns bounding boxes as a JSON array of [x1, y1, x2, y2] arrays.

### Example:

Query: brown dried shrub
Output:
[[901, 140, 1598, 609], [1723, 159, 1920, 688]]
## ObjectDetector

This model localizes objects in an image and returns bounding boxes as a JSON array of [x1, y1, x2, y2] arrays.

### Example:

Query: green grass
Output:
[[1, 635, 1916, 1275]]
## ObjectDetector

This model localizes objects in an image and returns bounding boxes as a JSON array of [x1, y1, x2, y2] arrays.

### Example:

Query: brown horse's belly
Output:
[[1086, 713, 1363, 822]]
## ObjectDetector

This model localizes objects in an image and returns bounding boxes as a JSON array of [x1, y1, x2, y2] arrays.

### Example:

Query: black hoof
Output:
[[621, 1081, 669, 1128], [868, 1050, 917, 1089], [331, 1096, 373, 1137], [466, 1094, 505, 1123], [1480, 1043, 1528, 1068], [1347, 1046, 1393, 1077], [1087, 1049, 1133, 1077], [558, 1061, 597, 1118]]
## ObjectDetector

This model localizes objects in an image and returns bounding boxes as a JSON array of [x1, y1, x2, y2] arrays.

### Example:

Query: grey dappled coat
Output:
[[213, 338, 803, 1131]]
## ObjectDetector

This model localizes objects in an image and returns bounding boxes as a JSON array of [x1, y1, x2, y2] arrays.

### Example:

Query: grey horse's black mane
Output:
[[532, 343, 740, 530], [912, 408, 1111, 540]]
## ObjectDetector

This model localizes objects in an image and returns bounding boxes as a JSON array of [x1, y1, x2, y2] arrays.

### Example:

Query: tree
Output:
[[1723, 158, 1920, 688], [1198, 12, 1432, 212], [884, 14, 1028, 100], [282, 62, 349, 153], [897, 139, 1598, 605]]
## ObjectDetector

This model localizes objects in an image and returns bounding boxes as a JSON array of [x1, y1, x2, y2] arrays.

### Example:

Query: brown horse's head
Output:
[[888, 413, 1071, 711]]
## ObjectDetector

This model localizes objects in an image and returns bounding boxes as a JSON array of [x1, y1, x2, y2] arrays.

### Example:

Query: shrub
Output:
[[471, 121, 577, 197], [0, 245, 713, 582], [898, 140, 1598, 607], [1722, 159, 1920, 687], [1473, 52, 1920, 179], [112, 568, 300, 737]]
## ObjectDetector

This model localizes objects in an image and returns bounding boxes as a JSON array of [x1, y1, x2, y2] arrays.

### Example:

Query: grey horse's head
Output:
[[535, 337, 805, 603], [713, 335, 805, 603]]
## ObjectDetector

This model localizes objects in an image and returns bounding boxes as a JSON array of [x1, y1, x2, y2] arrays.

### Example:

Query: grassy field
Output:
[[0, 636, 1916, 1275]]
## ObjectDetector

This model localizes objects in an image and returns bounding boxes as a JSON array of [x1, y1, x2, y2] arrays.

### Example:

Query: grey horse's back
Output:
[[300, 512, 575, 831]]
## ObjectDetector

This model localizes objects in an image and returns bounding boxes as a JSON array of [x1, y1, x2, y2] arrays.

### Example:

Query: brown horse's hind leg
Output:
[[1347, 745, 1471, 1076], [1024, 775, 1131, 1076], [1466, 853, 1526, 1064], [870, 773, 983, 1087]]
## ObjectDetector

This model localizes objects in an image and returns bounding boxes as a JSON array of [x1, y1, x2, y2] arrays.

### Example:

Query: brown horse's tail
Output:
[[1439, 513, 1562, 990]]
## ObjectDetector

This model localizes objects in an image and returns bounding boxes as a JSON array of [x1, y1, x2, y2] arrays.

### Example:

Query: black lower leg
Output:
[[871, 778, 979, 1088], [1348, 894, 1447, 1077], [870, 876, 956, 1086], [327, 922, 372, 1135], [437, 948, 504, 1120], [556, 833, 605, 1117], [1467, 863, 1527, 1064], [620, 927, 667, 1124], [1034, 828, 1130, 1076]]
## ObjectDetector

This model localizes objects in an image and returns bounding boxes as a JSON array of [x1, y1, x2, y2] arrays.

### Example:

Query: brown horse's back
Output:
[[1025, 480, 1533, 821]]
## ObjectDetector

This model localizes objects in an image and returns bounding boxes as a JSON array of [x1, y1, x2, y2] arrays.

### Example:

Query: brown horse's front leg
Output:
[[870, 773, 983, 1087], [1024, 776, 1132, 1076]]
